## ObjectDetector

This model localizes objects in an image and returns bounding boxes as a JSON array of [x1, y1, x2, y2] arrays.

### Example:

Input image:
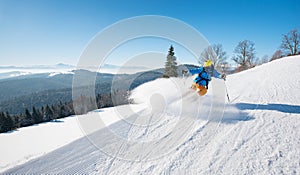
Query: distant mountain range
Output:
[[0, 63, 152, 76], [0, 63, 149, 70], [0, 63, 75, 69], [0, 64, 198, 114]]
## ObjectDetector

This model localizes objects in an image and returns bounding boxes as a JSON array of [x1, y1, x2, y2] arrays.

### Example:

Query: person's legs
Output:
[[196, 84, 207, 96], [191, 83, 207, 96]]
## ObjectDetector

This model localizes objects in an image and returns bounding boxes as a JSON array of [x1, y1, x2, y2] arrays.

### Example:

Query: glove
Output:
[[221, 74, 226, 81]]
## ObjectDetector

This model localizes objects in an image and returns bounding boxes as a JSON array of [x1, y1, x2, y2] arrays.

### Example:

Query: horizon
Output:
[[1, 0, 299, 67]]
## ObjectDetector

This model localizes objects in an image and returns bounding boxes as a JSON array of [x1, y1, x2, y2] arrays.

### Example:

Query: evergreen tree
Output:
[[0, 112, 14, 133], [23, 108, 33, 126], [51, 105, 58, 119], [44, 105, 54, 121], [5, 112, 14, 131], [59, 105, 66, 118], [164, 45, 178, 77], [25, 108, 31, 120], [32, 106, 43, 123], [41, 106, 45, 118], [0, 112, 5, 132]]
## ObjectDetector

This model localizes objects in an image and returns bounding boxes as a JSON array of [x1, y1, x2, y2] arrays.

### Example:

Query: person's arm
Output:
[[189, 67, 203, 75], [213, 69, 226, 80], [212, 69, 220, 78]]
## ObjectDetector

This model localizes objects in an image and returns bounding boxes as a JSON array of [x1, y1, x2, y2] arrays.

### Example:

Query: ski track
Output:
[[2, 56, 300, 174]]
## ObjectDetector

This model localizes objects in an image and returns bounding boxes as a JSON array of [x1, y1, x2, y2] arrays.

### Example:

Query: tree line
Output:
[[164, 28, 300, 76], [204, 28, 299, 73], [0, 91, 128, 133]]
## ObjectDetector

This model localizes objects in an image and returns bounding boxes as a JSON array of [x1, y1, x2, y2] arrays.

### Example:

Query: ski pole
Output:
[[221, 68, 230, 103], [224, 82, 230, 102]]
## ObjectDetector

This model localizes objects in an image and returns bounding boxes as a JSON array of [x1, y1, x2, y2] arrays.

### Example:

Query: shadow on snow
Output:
[[235, 103, 300, 114]]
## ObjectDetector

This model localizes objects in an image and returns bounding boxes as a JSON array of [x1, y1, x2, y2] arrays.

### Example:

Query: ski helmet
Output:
[[204, 60, 213, 67]]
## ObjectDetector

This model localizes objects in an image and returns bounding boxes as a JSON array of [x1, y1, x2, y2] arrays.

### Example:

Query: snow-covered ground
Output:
[[0, 105, 146, 173], [0, 116, 83, 172], [1, 56, 300, 174]]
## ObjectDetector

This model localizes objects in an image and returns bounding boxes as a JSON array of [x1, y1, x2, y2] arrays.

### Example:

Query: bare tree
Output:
[[270, 50, 283, 61], [281, 29, 300, 56], [219, 63, 231, 74], [232, 40, 256, 71], [200, 44, 227, 70], [258, 55, 269, 65]]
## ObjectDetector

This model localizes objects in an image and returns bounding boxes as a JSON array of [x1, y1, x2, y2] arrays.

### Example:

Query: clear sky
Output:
[[0, 0, 299, 66]]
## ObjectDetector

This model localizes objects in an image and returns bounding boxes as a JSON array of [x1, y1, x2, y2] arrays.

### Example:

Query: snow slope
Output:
[[0, 106, 143, 173], [0, 117, 83, 172], [2, 56, 300, 174]]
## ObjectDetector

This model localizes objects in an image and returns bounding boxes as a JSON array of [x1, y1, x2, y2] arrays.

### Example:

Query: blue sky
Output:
[[0, 0, 299, 66]]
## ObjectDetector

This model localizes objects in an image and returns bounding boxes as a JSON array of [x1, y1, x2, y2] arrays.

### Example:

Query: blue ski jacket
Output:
[[189, 67, 222, 87]]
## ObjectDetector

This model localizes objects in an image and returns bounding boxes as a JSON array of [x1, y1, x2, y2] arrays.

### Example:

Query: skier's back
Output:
[[187, 60, 223, 96]]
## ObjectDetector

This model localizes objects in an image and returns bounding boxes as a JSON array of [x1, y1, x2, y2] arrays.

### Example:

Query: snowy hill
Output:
[[1, 56, 300, 174]]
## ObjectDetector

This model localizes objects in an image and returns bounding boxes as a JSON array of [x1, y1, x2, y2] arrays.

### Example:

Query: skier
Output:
[[183, 60, 225, 96]]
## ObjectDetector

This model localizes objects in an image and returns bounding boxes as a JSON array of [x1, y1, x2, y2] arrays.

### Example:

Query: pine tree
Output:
[[45, 105, 54, 121], [164, 45, 178, 78], [5, 112, 14, 132], [32, 106, 43, 124], [59, 105, 66, 118], [23, 108, 33, 126], [0, 112, 14, 133], [0, 112, 5, 132], [51, 105, 58, 119]]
